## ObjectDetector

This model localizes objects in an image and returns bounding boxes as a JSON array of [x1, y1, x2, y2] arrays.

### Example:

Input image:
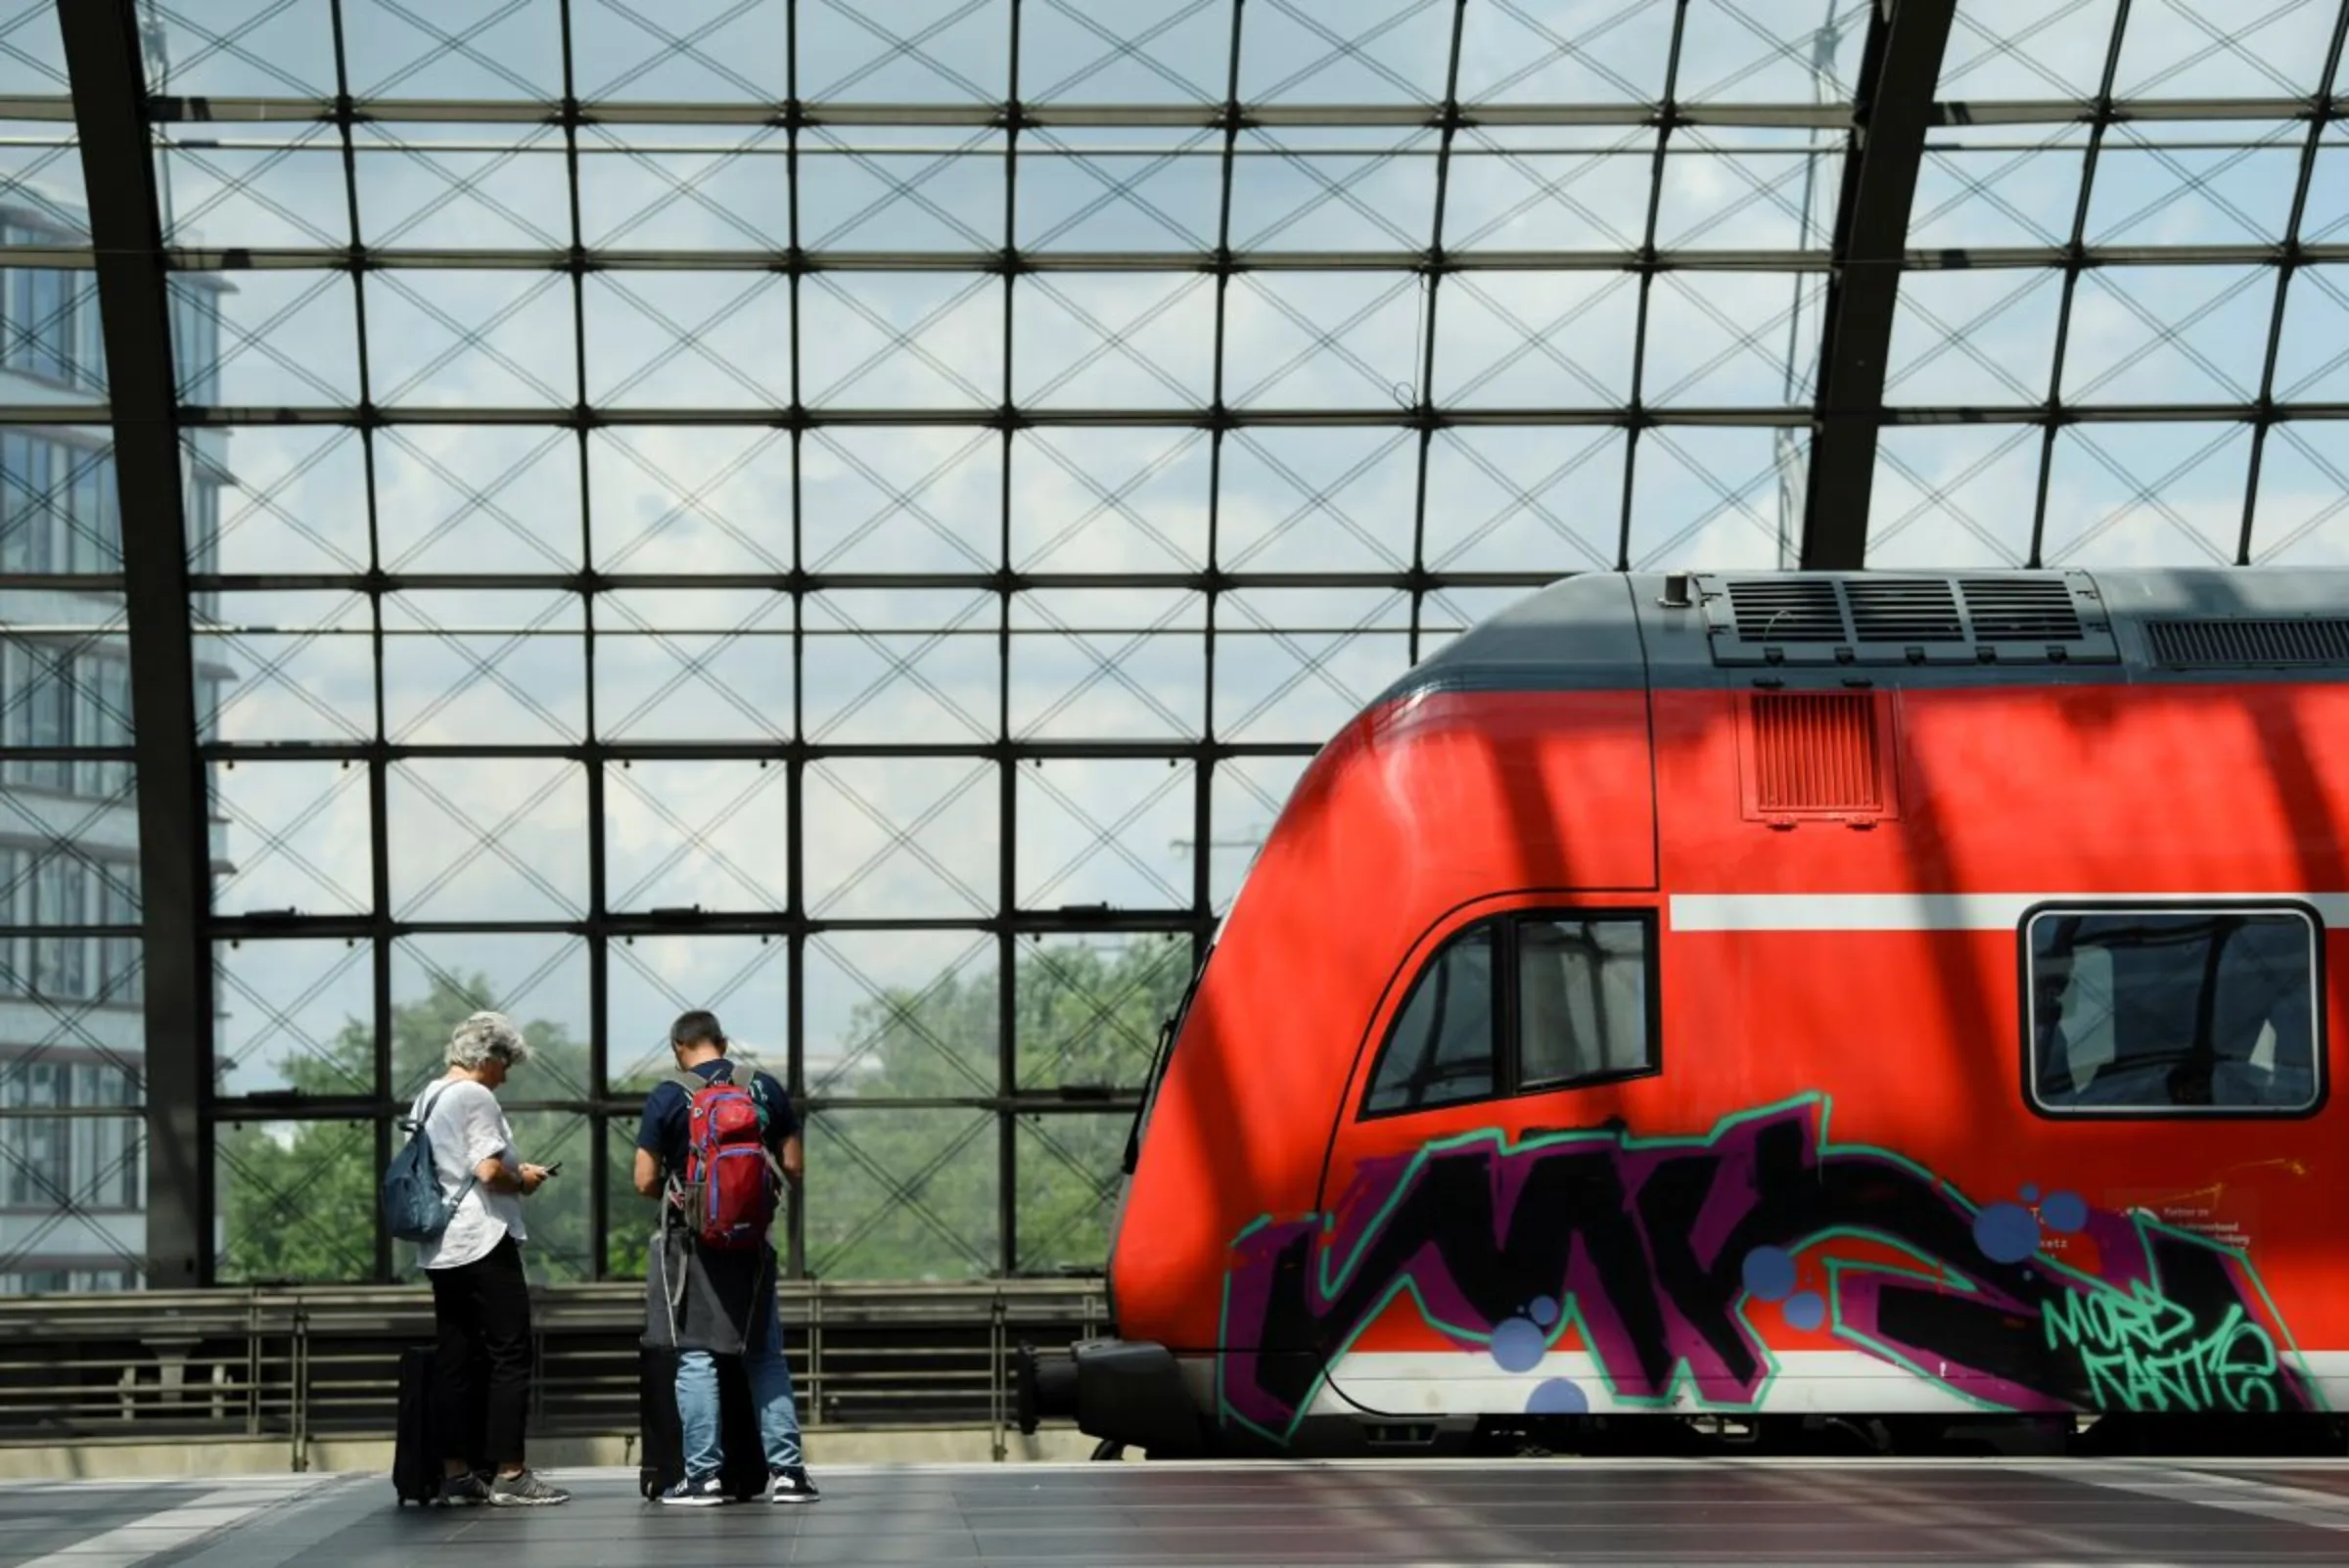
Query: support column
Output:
[[59, 0, 212, 1288], [1800, 0, 1958, 570]]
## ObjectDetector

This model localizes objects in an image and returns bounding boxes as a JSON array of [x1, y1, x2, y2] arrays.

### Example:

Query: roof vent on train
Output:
[[1691, 571, 2119, 668], [2145, 617, 2349, 669]]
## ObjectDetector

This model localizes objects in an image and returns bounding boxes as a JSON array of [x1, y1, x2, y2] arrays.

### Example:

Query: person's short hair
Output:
[[447, 1010, 531, 1070], [670, 1009, 725, 1051]]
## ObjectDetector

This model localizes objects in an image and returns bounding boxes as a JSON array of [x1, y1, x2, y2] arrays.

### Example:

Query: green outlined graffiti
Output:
[[2042, 1279, 2286, 1413], [1214, 1095, 2319, 1444]]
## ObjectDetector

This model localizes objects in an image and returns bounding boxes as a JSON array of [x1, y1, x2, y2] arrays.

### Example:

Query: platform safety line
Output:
[[2059, 1461, 2349, 1535], [16, 1476, 329, 1568]]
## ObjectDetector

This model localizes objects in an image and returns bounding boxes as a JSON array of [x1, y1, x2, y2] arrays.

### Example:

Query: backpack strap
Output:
[[663, 1070, 716, 1213], [408, 1080, 478, 1209]]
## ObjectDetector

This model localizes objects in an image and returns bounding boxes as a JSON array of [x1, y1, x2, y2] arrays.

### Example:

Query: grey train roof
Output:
[[1378, 569, 2349, 704]]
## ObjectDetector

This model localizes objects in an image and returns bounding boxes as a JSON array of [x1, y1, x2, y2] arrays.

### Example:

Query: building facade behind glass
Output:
[[0, 189, 223, 1294]]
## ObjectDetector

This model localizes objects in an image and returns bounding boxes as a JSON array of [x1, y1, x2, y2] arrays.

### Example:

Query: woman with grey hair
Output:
[[411, 1009, 568, 1506]]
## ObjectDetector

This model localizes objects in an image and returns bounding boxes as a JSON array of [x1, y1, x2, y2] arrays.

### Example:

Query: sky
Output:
[[5, 0, 2346, 1117]]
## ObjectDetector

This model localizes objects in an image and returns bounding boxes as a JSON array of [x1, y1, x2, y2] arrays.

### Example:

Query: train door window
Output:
[[1363, 925, 1497, 1115], [2026, 906, 2322, 1116], [1517, 916, 1656, 1090]]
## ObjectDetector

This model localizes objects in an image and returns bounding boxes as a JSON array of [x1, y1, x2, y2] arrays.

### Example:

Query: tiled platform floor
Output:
[[8, 1457, 2349, 1567]]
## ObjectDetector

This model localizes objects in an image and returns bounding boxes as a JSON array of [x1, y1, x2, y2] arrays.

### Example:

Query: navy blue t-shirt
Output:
[[635, 1058, 800, 1181]]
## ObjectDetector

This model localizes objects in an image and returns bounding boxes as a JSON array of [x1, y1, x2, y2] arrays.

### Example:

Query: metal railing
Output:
[[0, 1280, 1109, 1464]]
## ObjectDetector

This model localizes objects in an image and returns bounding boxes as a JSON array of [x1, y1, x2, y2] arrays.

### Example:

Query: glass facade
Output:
[[0, 0, 2337, 1288]]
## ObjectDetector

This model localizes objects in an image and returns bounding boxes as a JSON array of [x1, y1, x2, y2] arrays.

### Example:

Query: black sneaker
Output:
[[767, 1466, 820, 1504], [659, 1474, 726, 1507], [487, 1468, 570, 1506]]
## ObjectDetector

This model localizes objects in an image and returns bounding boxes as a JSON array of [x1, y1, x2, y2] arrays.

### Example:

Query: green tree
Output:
[[803, 934, 1197, 1281], [217, 972, 603, 1286]]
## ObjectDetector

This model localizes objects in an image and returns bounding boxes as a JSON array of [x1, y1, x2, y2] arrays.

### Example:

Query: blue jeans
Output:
[[676, 1279, 804, 1478]]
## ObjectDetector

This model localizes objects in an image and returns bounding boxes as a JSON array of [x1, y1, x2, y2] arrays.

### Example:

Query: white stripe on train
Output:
[[1669, 893, 2349, 932]]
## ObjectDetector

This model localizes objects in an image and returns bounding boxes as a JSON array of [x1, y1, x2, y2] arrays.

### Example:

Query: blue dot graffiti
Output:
[[1973, 1201, 2042, 1265], [1529, 1295, 1560, 1328], [1783, 1291, 1827, 1333], [2041, 1190, 2088, 1234], [1742, 1245, 1796, 1303], [1490, 1315, 1546, 1373], [1526, 1377, 1589, 1415]]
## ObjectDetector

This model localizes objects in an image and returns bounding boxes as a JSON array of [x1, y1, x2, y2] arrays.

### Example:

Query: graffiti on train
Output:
[[2039, 1282, 2288, 1415], [1215, 1095, 2317, 1442]]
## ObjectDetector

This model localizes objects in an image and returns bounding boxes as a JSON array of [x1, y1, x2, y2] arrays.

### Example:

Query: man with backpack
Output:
[[631, 1009, 820, 1505]]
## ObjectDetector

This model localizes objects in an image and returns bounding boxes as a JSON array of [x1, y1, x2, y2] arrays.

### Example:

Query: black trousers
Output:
[[426, 1233, 533, 1468]]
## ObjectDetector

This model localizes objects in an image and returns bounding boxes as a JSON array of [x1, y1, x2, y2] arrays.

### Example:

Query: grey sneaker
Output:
[[487, 1468, 570, 1506], [437, 1470, 491, 1506]]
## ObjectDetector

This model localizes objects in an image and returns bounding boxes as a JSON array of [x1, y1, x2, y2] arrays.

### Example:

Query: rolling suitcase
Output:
[[393, 1343, 487, 1505], [637, 1344, 769, 1501], [392, 1345, 442, 1505]]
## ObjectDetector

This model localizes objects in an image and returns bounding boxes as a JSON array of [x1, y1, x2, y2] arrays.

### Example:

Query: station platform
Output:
[[9, 1457, 2349, 1568]]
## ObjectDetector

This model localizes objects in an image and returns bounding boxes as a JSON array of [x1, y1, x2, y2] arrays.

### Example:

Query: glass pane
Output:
[[1458, 3, 1676, 103], [1009, 588, 1204, 742], [196, 591, 376, 745], [1214, 587, 1413, 745], [807, 930, 998, 1100], [1237, 0, 1455, 104], [1014, 1110, 1128, 1276], [0, 1057, 144, 1293], [1016, 758, 1194, 911], [213, 938, 374, 1098], [1517, 917, 1652, 1089], [209, 760, 372, 919], [389, 937, 591, 1102], [342, 0, 565, 104], [0, 430, 119, 574], [607, 935, 790, 1098], [352, 124, 569, 252], [2028, 908, 2320, 1114], [804, 1107, 998, 1281], [804, 759, 997, 922], [1016, 933, 1194, 1092], [387, 760, 588, 924], [1363, 924, 1496, 1116], [1022, 1, 1228, 104], [215, 1117, 378, 1283], [803, 590, 998, 744], [800, 0, 1009, 103], [603, 760, 790, 914]]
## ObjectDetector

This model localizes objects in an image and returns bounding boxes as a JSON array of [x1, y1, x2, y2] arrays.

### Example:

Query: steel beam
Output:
[[58, 0, 213, 1288], [1800, 0, 1958, 570]]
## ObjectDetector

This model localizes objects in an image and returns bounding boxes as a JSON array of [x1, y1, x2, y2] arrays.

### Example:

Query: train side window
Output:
[[2026, 906, 2323, 1116], [1517, 916, 1655, 1090], [1363, 926, 1497, 1116]]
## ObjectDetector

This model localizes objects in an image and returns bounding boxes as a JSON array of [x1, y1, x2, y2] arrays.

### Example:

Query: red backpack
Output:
[[674, 1067, 781, 1250]]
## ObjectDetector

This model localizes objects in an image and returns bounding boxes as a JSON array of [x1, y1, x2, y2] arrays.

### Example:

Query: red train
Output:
[[1018, 567, 2349, 1457]]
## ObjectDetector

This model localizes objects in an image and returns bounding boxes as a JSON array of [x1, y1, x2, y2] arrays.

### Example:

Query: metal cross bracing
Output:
[[0, 0, 2344, 1292]]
